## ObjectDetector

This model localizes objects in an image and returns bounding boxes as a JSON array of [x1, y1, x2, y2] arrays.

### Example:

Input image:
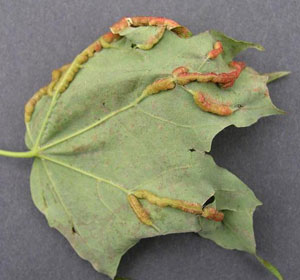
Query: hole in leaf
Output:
[[72, 226, 77, 234], [202, 196, 215, 209], [189, 148, 196, 152]]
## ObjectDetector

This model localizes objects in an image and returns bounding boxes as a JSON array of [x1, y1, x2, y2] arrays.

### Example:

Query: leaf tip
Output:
[[278, 109, 287, 115], [265, 71, 291, 84], [255, 44, 265, 51], [273, 106, 286, 115]]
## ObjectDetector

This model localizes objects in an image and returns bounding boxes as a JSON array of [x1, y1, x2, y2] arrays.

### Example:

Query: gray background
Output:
[[0, 0, 299, 279]]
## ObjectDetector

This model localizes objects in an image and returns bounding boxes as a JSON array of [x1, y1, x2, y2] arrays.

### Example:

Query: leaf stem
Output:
[[0, 149, 37, 158], [255, 255, 283, 280]]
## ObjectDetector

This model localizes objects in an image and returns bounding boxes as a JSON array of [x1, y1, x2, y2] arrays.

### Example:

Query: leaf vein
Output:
[[40, 155, 129, 194], [41, 159, 76, 228], [136, 107, 193, 128]]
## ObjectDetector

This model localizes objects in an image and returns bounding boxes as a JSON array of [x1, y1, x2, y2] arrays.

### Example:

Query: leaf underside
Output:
[[25, 23, 286, 279]]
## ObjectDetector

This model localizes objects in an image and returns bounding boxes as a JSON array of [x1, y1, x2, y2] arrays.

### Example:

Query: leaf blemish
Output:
[[72, 226, 77, 234], [0, 16, 286, 280], [133, 190, 224, 222], [202, 196, 215, 209]]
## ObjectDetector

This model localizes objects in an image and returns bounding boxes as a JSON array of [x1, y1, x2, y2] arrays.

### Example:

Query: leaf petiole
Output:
[[0, 149, 37, 158], [256, 255, 283, 280]]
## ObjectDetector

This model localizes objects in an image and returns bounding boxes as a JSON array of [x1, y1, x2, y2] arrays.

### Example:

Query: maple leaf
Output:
[[1, 17, 288, 279]]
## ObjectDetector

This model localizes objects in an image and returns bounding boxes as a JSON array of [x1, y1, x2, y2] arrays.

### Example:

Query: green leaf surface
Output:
[[209, 29, 265, 62], [24, 25, 285, 278]]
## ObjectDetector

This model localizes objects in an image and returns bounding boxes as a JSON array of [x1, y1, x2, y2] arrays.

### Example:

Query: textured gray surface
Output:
[[0, 0, 299, 279]]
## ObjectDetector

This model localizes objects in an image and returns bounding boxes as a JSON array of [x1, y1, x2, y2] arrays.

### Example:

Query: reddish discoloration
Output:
[[101, 32, 121, 43], [193, 92, 233, 116], [78, 39, 104, 66], [152, 17, 178, 28], [84, 41, 103, 58], [176, 202, 205, 215], [110, 16, 192, 38], [172, 26, 193, 38], [207, 41, 223, 59], [130, 16, 149, 26], [100, 32, 121, 48], [134, 190, 224, 222], [172, 66, 189, 77], [137, 26, 166, 50], [143, 77, 176, 95], [110, 17, 130, 34], [174, 61, 246, 88], [222, 61, 246, 88], [88, 41, 102, 54], [130, 16, 179, 29], [202, 207, 224, 222], [131, 16, 192, 38], [94, 41, 102, 52]]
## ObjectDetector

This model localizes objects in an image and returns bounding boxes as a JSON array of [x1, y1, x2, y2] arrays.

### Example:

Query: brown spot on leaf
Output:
[[194, 92, 233, 116]]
